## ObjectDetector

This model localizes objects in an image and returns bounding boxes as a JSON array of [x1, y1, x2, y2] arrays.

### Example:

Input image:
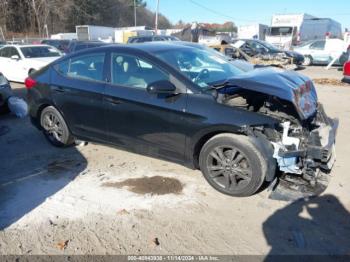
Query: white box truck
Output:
[[76, 25, 115, 42], [266, 14, 342, 50], [238, 24, 269, 40]]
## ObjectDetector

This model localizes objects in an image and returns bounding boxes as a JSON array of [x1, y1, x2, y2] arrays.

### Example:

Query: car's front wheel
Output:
[[40, 106, 74, 147], [199, 133, 267, 197], [303, 55, 313, 66]]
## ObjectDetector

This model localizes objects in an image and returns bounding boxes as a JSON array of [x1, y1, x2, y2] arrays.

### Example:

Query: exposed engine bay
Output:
[[218, 89, 338, 200]]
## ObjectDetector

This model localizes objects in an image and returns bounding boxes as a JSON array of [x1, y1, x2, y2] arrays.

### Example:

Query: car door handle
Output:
[[51, 86, 65, 93], [105, 97, 122, 105]]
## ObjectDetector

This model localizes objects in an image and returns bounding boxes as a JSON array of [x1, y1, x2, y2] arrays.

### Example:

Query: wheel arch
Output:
[[190, 126, 276, 182], [190, 125, 244, 169]]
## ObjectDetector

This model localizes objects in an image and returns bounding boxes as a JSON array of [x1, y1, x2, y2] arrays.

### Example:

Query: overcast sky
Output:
[[145, 0, 350, 30]]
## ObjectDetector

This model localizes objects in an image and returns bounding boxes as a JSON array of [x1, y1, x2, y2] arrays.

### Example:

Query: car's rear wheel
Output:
[[40, 106, 74, 147], [199, 133, 267, 197], [303, 55, 313, 66]]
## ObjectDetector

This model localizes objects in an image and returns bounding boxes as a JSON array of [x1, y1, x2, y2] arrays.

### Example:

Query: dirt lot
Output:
[[0, 66, 350, 256]]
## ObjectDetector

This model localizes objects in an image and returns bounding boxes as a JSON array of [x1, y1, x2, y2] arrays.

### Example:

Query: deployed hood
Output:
[[218, 67, 318, 120]]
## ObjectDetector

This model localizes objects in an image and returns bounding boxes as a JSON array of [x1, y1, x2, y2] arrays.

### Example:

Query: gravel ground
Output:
[[0, 66, 350, 256]]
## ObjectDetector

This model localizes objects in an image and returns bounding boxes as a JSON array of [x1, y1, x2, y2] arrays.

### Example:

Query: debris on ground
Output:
[[313, 78, 349, 86], [117, 209, 130, 215], [151, 237, 160, 247], [48, 219, 57, 227], [7, 96, 28, 118], [56, 240, 69, 250]]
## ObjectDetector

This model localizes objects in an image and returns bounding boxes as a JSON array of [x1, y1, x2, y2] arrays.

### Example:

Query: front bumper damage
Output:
[[269, 104, 338, 201]]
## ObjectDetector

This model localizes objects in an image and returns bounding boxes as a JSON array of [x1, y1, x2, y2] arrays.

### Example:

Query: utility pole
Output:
[[0, 27, 5, 41], [155, 0, 160, 35], [134, 0, 137, 27], [44, 24, 49, 39]]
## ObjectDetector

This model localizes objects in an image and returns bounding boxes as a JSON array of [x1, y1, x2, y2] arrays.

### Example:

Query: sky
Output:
[[145, 0, 350, 29]]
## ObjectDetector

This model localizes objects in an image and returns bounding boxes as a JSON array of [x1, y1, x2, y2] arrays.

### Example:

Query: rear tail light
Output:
[[344, 62, 350, 76], [25, 77, 37, 89]]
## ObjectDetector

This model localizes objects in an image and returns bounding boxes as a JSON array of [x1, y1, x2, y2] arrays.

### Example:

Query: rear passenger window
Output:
[[111, 53, 169, 89], [55, 53, 105, 82]]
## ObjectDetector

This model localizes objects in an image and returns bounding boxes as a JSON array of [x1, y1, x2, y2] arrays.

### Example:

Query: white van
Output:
[[266, 14, 342, 50]]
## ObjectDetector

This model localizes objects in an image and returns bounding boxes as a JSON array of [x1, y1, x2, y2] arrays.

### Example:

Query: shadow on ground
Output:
[[0, 86, 87, 230], [263, 194, 350, 258]]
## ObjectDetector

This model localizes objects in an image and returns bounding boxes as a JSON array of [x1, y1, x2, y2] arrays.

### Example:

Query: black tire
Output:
[[199, 133, 267, 197], [0, 103, 9, 114], [29, 69, 36, 75], [40, 106, 74, 147], [303, 55, 313, 66]]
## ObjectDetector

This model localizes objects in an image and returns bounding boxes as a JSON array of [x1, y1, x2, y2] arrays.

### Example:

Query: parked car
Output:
[[293, 39, 348, 66], [66, 40, 109, 54], [0, 41, 6, 48], [0, 72, 12, 113], [0, 45, 62, 82], [232, 39, 305, 65], [343, 60, 350, 83], [128, 35, 180, 44], [27, 43, 337, 197], [41, 39, 71, 53]]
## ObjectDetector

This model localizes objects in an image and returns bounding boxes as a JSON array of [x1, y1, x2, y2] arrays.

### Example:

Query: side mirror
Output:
[[11, 55, 20, 60], [147, 80, 177, 94]]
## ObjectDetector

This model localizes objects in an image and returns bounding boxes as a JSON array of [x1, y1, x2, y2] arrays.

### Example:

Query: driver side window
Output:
[[310, 41, 325, 50], [111, 53, 169, 89], [0, 47, 12, 58]]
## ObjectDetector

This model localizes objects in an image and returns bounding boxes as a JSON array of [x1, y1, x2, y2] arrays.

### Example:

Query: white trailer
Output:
[[266, 14, 342, 50], [238, 24, 269, 40], [76, 25, 115, 41], [50, 33, 77, 40]]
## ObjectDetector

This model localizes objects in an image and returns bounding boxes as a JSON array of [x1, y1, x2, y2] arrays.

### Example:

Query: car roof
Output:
[[110, 42, 196, 53], [2, 44, 52, 48], [72, 40, 105, 44]]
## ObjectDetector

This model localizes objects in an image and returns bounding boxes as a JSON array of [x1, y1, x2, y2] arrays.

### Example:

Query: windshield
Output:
[[258, 41, 280, 52], [269, 27, 293, 36], [20, 46, 61, 58], [155, 47, 244, 88], [296, 40, 314, 47]]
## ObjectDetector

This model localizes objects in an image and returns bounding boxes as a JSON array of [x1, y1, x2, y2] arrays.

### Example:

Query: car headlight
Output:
[[0, 74, 8, 86]]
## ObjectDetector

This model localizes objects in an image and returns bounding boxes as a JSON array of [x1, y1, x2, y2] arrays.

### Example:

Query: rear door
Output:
[[104, 51, 188, 162], [51, 51, 108, 142]]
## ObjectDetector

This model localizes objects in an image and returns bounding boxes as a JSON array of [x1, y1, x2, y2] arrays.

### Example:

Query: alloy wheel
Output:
[[42, 112, 65, 143], [206, 146, 253, 192]]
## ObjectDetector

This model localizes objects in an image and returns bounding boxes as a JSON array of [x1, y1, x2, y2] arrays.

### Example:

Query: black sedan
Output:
[[27, 42, 337, 197], [0, 72, 12, 113], [233, 39, 305, 65]]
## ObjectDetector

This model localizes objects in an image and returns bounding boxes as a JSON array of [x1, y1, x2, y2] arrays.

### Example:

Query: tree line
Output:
[[0, 0, 172, 38]]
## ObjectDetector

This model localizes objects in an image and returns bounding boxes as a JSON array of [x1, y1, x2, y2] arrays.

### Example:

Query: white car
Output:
[[0, 45, 62, 82], [293, 39, 346, 66]]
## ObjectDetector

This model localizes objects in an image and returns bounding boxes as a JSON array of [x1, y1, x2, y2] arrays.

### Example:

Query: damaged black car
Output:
[[27, 42, 337, 198], [0, 72, 12, 113]]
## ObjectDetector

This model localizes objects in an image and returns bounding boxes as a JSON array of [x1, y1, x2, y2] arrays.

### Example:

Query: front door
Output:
[[104, 52, 188, 163]]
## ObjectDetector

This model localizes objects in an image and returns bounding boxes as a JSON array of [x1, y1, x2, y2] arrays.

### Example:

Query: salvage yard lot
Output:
[[1, 66, 350, 255]]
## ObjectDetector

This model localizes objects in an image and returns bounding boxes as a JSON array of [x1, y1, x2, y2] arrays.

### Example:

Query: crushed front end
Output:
[[217, 68, 338, 200], [267, 104, 338, 200]]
